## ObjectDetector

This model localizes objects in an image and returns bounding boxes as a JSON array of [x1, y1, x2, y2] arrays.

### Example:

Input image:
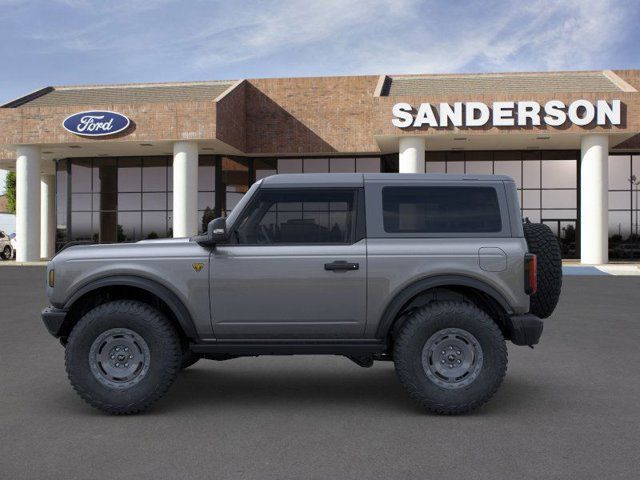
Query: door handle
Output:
[[324, 260, 359, 271]]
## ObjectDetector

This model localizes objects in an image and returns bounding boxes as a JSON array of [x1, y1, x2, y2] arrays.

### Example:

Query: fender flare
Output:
[[63, 275, 198, 338], [375, 274, 513, 338]]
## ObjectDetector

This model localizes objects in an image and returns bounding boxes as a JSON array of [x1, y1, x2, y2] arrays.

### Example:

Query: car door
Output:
[[210, 187, 367, 339]]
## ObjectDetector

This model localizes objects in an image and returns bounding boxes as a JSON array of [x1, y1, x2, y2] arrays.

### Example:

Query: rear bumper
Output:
[[506, 313, 543, 346], [41, 306, 68, 338]]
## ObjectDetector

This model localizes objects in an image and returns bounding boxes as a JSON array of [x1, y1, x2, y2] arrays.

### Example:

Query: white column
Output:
[[398, 137, 426, 173], [580, 134, 609, 264], [172, 141, 199, 237], [40, 174, 56, 259], [15, 146, 41, 262]]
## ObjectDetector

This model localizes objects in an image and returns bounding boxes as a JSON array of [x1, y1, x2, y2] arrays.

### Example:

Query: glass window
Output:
[[198, 156, 215, 191], [465, 161, 493, 174], [118, 212, 141, 242], [426, 161, 446, 173], [56, 161, 68, 232], [522, 209, 541, 223], [71, 158, 92, 192], [493, 160, 521, 188], [541, 160, 576, 189], [523, 190, 540, 209], [70, 212, 93, 241], [118, 193, 142, 211], [198, 192, 215, 211], [330, 157, 355, 173], [142, 211, 167, 239], [277, 158, 302, 173], [234, 189, 356, 245], [382, 187, 502, 234], [255, 158, 277, 181], [118, 157, 142, 192], [542, 190, 576, 209], [609, 155, 631, 189], [522, 160, 541, 188], [143, 157, 167, 192], [446, 161, 464, 174], [356, 157, 380, 173], [71, 193, 93, 211], [609, 191, 631, 210], [142, 193, 167, 211], [304, 158, 328, 173]]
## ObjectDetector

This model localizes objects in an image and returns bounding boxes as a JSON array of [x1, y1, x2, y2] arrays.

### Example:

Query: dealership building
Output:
[[1, 69, 639, 263]]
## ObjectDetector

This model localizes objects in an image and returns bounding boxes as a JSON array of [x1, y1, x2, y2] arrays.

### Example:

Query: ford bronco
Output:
[[42, 173, 562, 414]]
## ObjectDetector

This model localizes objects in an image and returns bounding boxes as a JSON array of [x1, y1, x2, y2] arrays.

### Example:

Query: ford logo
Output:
[[62, 110, 130, 137]]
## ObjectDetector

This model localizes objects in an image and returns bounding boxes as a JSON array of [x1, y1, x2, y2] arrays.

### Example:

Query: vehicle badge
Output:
[[192, 263, 204, 272]]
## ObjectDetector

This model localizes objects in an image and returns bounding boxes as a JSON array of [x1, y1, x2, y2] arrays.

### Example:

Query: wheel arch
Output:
[[60, 275, 198, 341], [375, 275, 513, 340]]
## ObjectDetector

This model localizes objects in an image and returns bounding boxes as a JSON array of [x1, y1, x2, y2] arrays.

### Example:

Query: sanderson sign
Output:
[[391, 99, 622, 128], [63, 110, 131, 137]]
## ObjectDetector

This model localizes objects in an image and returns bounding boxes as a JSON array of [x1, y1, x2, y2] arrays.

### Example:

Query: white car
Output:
[[0, 230, 13, 260]]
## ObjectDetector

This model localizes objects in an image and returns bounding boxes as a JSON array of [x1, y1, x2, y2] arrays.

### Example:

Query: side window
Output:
[[234, 189, 357, 245], [0, 232, 5, 239], [382, 186, 502, 233]]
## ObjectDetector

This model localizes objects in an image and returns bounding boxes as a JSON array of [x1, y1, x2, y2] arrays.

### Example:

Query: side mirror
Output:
[[207, 217, 228, 244]]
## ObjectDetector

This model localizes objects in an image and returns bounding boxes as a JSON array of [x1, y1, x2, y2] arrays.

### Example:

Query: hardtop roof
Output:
[[260, 173, 514, 188]]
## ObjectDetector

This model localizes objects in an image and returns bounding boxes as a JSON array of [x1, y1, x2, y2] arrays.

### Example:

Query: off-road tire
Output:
[[394, 301, 507, 415], [523, 222, 562, 319], [180, 349, 200, 369], [65, 300, 181, 415]]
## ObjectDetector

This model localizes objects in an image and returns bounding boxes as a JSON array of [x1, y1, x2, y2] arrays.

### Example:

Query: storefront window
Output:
[[608, 154, 639, 259], [425, 150, 579, 258]]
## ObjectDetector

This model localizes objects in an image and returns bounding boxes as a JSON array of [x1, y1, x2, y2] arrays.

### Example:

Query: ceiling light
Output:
[[42, 151, 53, 154], [140, 143, 153, 147], [536, 136, 550, 140], [68, 145, 81, 149], [454, 137, 467, 141], [202, 147, 215, 151]]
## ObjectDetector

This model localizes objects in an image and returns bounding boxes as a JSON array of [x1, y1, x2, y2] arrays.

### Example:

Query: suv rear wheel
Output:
[[65, 300, 181, 414], [1, 245, 11, 260], [393, 301, 507, 415]]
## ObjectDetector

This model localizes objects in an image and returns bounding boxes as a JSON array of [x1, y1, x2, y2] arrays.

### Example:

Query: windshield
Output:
[[225, 180, 262, 229]]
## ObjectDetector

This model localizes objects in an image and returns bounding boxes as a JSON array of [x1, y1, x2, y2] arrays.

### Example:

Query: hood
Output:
[[52, 237, 196, 262]]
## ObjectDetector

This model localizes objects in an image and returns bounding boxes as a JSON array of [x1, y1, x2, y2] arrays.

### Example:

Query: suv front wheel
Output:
[[65, 300, 181, 414], [393, 301, 507, 415]]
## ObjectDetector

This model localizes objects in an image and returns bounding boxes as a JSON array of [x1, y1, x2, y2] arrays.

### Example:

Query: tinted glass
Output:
[[235, 189, 356, 244], [382, 186, 502, 233]]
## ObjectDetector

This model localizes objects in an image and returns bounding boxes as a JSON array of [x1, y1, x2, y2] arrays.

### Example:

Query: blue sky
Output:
[[1, 0, 640, 191]]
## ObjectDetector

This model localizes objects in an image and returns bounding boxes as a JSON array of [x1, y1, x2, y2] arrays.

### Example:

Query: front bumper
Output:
[[41, 306, 68, 338], [506, 313, 543, 346]]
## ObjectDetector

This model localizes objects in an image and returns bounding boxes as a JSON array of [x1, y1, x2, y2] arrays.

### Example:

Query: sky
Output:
[[1, 0, 639, 192]]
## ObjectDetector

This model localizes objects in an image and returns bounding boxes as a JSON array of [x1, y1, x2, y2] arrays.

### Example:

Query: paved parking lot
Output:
[[1, 266, 639, 480]]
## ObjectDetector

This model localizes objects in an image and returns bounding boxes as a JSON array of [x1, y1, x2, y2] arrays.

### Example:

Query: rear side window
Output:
[[382, 186, 502, 233]]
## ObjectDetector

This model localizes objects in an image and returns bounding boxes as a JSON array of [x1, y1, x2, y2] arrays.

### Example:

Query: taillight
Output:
[[524, 253, 537, 295]]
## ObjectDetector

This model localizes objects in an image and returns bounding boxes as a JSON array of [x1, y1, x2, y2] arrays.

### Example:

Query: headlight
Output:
[[48, 269, 55, 287]]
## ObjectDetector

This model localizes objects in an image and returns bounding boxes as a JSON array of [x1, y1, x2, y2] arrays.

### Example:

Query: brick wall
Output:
[[1, 71, 639, 155]]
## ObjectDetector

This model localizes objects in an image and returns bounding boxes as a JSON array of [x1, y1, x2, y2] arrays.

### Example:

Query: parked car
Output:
[[42, 173, 563, 415], [9, 233, 16, 259], [0, 230, 14, 260]]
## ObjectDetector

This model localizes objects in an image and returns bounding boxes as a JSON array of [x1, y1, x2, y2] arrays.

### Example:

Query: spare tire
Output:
[[523, 222, 562, 319]]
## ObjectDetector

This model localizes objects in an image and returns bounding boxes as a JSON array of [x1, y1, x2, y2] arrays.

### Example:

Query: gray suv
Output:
[[42, 173, 562, 415]]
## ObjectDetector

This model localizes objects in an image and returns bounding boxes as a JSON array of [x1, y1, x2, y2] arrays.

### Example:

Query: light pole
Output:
[[630, 175, 640, 241]]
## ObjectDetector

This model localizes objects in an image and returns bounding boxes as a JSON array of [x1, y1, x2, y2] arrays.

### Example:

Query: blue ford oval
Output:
[[63, 110, 130, 137]]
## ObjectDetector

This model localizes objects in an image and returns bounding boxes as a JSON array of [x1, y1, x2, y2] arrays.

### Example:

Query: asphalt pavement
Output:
[[1, 266, 639, 480]]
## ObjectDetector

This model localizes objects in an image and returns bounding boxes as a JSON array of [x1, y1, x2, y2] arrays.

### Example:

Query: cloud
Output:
[[0, 0, 637, 105]]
